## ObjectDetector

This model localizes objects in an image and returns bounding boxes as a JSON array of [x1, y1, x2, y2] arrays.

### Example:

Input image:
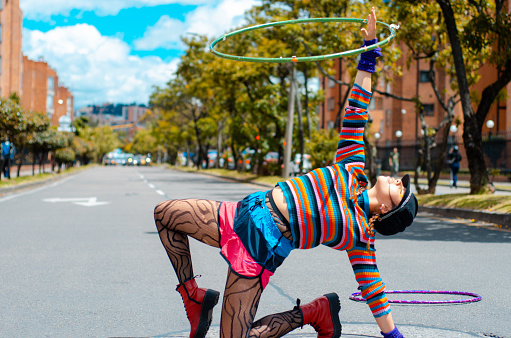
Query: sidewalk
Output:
[[1, 164, 50, 178], [414, 178, 511, 195]]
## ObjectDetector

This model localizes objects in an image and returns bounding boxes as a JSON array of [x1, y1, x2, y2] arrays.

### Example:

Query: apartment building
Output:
[[0, 0, 73, 128], [0, 0, 23, 98], [21, 56, 74, 126], [320, 41, 510, 171]]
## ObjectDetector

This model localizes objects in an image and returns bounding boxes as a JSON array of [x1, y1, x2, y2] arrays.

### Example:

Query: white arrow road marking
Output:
[[74, 197, 110, 207], [43, 197, 110, 207]]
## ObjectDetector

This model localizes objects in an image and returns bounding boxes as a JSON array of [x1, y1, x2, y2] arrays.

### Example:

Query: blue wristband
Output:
[[364, 39, 378, 46], [357, 39, 382, 73], [381, 326, 404, 338]]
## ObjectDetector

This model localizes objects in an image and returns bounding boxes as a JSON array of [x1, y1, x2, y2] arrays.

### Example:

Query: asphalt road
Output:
[[1, 166, 510, 338]]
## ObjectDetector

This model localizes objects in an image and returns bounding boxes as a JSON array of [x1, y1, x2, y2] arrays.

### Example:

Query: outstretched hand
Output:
[[361, 7, 377, 41]]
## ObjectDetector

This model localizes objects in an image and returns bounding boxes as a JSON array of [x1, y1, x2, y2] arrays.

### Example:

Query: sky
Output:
[[21, 0, 259, 109]]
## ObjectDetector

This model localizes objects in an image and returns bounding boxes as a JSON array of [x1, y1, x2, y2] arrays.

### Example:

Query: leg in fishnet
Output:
[[220, 267, 263, 337], [249, 308, 302, 338], [154, 199, 221, 283], [219, 268, 302, 338]]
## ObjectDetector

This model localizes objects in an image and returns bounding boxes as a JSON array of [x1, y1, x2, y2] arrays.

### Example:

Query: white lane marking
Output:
[[43, 197, 110, 207]]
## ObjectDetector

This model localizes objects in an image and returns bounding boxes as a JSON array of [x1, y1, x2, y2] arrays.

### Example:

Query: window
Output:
[[67, 97, 72, 115], [368, 97, 375, 110], [420, 70, 434, 82], [47, 94, 54, 111], [386, 109, 391, 127], [326, 120, 335, 130], [328, 78, 336, 88], [369, 96, 385, 110], [327, 97, 335, 111], [423, 104, 434, 116], [47, 76, 54, 92], [375, 97, 383, 110], [0, 24, 2, 43]]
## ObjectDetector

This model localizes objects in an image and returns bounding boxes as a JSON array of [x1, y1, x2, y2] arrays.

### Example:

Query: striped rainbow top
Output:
[[277, 84, 390, 318]]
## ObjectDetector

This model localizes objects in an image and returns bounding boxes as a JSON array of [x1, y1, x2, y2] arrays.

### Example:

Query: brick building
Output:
[[0, 0, 73, 128], [0, 0, 23, 98], [320, 40, 510, 171], [21, 56, 74, 126]]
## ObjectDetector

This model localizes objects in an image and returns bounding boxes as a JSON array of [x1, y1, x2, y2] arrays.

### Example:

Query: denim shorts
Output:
[[218, 191, 293, 289]]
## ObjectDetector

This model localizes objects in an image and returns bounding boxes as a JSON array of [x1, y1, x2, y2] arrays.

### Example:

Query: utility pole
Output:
[[282, 64, 295, 179]]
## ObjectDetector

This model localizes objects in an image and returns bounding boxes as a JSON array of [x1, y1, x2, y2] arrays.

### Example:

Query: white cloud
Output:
[[20, 0, 209, 21], [23, 25, 178, 108], [133, 15, 187, 50], [20, 0, 261, 107], [133, 0, 259, 51]]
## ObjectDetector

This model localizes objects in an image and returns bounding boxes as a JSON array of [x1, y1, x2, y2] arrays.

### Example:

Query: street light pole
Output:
[[486, 120, 495, 169], [374, 132, 381, 176], [282, 65, 295, 179], [395, 130, 403, 150]]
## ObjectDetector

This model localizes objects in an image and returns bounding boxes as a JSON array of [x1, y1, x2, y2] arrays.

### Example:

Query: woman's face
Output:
[[374, 176, 405, 214]]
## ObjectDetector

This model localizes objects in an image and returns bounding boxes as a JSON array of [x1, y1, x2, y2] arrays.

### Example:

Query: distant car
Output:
[[265, 152, 279, 164], [125, 153, 135, 166], [140, 154, 151, 166]]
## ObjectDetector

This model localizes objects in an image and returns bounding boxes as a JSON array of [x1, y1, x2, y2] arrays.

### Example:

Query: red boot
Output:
[[176, 277, 220, 338], [295, 293, 342, 338]]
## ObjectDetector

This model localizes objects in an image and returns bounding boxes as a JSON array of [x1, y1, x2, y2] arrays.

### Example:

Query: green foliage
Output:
[[126, 128, 157, 155], [55, 147, 76, 164], [0, 97, 27, 138], [80, 126, 121, 163], [306, 128, 338, 168]]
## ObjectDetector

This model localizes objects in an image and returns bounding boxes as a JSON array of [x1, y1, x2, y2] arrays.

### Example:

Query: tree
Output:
[[126, 129, 157, 156], [383, 0, 460, 194], [390, 0, 511, 193], [79, 126, 121, 163], [0, 97, 51, 178]]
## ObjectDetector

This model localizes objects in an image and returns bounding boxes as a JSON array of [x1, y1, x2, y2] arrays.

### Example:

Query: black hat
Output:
[[373, 174, 418, 236]]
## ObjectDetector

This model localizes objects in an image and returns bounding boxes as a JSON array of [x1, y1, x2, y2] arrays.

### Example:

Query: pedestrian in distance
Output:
[[153, 7, 417, 338], [1, 138, 11, 179], [388, 147, 399, 178], [447, 145, 462, 188]]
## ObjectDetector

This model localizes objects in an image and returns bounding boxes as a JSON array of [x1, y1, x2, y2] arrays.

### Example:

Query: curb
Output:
[[420, 205, 511, 230]]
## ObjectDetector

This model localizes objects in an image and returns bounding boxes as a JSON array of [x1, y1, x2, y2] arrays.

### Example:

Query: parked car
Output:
[[291, 153, 312, 176]]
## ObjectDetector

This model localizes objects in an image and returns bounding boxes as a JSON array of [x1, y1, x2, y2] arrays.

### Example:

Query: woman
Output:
[[154, 8, 417, 338]]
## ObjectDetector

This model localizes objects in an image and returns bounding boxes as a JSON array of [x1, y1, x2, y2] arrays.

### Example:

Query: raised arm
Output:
[[346, 8, 405, 338], [354, 6, 377, 91], [334, 7, 379, 176]]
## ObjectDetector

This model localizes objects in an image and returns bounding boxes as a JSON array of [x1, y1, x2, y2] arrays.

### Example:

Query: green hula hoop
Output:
[[210, 17, 398, 63]]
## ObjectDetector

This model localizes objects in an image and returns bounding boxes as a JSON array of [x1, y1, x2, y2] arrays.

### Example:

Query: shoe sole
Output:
[[194, 289, 220, 338], [323, 293, 342, 338]]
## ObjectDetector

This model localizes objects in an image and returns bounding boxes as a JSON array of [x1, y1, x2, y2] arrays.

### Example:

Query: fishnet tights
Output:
[[154, 198, 302, 337]]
